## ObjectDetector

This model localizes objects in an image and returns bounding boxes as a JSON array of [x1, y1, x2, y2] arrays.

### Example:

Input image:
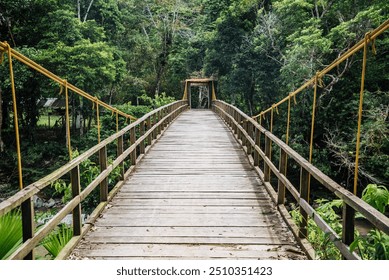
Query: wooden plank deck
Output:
[[71, 110, 306, 260]]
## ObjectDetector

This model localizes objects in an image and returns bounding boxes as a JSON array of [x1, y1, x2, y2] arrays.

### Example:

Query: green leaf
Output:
[[0, 210, 23, 260]]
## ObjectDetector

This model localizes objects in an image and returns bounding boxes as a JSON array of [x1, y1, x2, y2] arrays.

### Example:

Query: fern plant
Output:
[[42, 224, 73, 258], [0, 210, 23, 259]]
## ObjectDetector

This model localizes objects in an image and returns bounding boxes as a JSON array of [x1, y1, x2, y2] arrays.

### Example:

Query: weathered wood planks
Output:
[[71, 110, 306, 260]]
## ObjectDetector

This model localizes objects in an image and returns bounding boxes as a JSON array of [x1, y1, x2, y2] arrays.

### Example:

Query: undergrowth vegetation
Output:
[[290, 184, 389, 260]]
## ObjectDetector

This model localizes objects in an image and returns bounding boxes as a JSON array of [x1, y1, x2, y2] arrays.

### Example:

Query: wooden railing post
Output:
[[277, 149, 287, 205], [21, 199, 34, 259], [117, 135, 125, 180], [254, 127, 260, 166], [162, 108, 166, 129], [152, 114, 156, 140], [130, 126, 137, 165], [71, 166, 82, 236], [342, 204, 355, 247], [237, 114, 242, 141], [99, 146, 108, 202], [157, 111, 162, 135], [243, 120, 248, 150], [227, 106, 232, 127], [231, 111, 235, 134], [299, 167, 309, 238], [140, 120, 145, 154], [247, 121, 252, 155], [147, 116, 152, 147], [264, 135, 271, 182]]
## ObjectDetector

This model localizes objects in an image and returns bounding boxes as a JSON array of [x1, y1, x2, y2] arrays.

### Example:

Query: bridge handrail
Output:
[[213, 100, 389, 260], [0, 100, 188, 259]]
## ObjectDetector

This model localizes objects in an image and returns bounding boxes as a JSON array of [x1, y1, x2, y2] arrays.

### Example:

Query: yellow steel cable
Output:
[[353, 33, 370, 196], [182, 81, 188, 100], [212, 81, 217, 101], [6, 43, 23, 190], [286, 96, 291, 145], [116, 111, 119, 133], [0, 41, 137, 121], [270, 106, 274, 133], [307, 74, 319, 202], [251, 19, 389, 120], [96, 101, 100, 143], [64, 80, 72, 160], [309, 74, 318, 164], [284, 96, 291, 178], [0, 50, 4, 64], [371, 38, 377, 55]]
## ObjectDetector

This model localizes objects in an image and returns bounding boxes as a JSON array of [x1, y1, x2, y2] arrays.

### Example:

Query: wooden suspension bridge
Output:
[[70, 109, 306, 260], [0, 20, 389, 260]]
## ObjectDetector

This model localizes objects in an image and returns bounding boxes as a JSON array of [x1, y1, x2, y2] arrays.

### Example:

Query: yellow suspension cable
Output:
[[353, 33, 370, 196], [7, 43, 23, 190], [306, 74, 319, 202], [96, 101, 100, 143], [0, 41, 137, 121], [286, 96, 291, 145], [212, 81, 217, 101], [251, 20, 389, 120], [182, 81, 188, 100], [309, 74, 318, 164], [0, 50, 5, 64], [116, 111, 119, 133], [270, 106, 274, 133], [64, 80, 72, 160]]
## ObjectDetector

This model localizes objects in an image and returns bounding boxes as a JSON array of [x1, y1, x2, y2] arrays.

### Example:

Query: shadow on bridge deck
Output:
[[70, 110, 306, 260]]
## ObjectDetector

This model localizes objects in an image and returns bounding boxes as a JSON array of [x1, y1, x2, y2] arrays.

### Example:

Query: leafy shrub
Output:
[[0, 210, 23, 260], [42, 224, 73, 258], [351, 230, 389, 260], [361, 184, 389, 213], [290, 199, 343, 259], [52, 150, 123, 212]]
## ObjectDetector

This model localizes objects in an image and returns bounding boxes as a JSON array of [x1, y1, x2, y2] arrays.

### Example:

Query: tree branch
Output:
[[83, 0, 95, 22]]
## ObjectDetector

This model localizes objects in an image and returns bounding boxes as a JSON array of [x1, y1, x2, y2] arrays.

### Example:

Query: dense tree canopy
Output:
[[0, 0, 388, 191]]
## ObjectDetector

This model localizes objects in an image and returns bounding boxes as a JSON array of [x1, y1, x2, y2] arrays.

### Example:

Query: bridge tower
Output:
[[182, 78, 217, 109]]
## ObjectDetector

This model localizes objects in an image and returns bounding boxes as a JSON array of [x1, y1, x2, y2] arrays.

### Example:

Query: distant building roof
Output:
[[37, 98, 66, 108]]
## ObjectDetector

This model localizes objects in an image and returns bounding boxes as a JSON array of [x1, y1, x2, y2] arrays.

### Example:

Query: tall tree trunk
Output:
[[77, 0, 81, 21], [83, 0, 95, 22]]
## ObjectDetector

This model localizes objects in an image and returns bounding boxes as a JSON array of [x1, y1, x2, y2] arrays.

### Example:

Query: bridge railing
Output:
[[213, 100, 389, 260], [0, 100, 188, 260]]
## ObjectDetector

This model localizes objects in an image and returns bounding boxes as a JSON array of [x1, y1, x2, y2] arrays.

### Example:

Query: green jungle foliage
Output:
[[0, 210, 22, 259], [361, 184, 389, 213], [291, 185, 389, 259], [41, 224, 73, 259]]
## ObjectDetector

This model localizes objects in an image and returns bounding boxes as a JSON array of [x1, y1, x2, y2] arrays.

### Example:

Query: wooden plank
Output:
[[73, 244, 306, 259], [85, 236, 294, 245], [114, 193, 269, 199], [86, 226, 291, 237], [110, 199, 271, 207]]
